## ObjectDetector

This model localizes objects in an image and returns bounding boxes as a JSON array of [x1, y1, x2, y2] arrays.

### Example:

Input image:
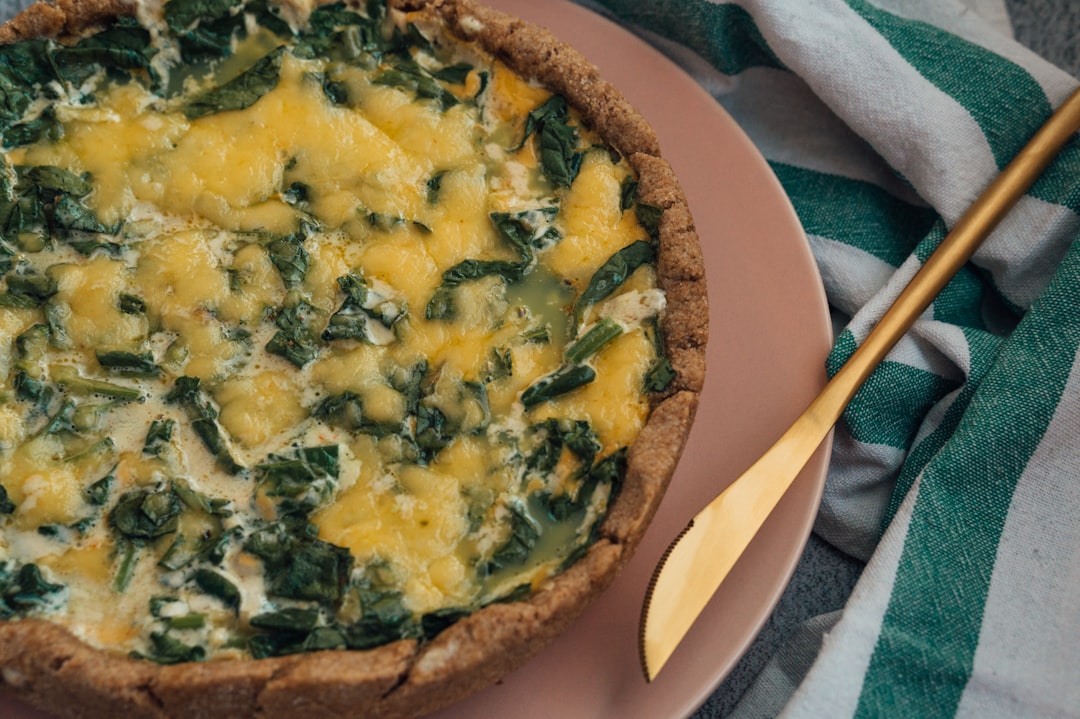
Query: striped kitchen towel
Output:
[[581, 0, 1080, 717]]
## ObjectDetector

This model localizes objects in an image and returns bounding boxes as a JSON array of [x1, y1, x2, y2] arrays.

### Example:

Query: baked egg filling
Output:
[[0, 0, 673, 662]]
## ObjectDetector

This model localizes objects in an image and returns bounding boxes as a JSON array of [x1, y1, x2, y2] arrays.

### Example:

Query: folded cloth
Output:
[[577, 0, 1080, 717]]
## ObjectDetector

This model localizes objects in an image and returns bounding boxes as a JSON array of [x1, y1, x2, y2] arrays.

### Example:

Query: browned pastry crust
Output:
[[0, 1, 708, 716]]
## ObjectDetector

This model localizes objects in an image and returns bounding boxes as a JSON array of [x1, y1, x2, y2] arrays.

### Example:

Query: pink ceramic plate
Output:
[[1, 2, 832, 717]]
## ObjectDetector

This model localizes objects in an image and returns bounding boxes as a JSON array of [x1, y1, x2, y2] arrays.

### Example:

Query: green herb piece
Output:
[[266, 298, 322, 367], [172, 477, 233, 518], [520, 96, 582, 188], [0, 485, 15, 514], [490, 208, 560, 255], [96, 350, 161, 378], [2, 106, 59, 149], [425, 259, 527, 321], [247, 607, 326, 658], [522, 326, 551, 344], [109, 487, 183, 542], [23, 166, 92, 197], [255, 445, 339, 515], [51, 16, 157, 86], [433, 62, 472, 84], [420, 606, 470, 639], [143, 418, 175, 455], [118, 293, 146, 314], [268, 230, 313, 287], [620, 176, 638, 212], [373, 56, 459, 111], [184, 46, 285, 119], [426, 171, 445, 204], [281, 181, 311, 208], [564, 318, 623, 364], [140, 631, 206, 665], [250, 607, 320, 633], [5, 273, 56, 302], [12, 324, 50, 404], [163, 0, 252, 65], [191, 568, 241, 613], [166, 612, 206, 631], [322, 272, 402, 343], [244, 518, 354, 606], [640, 316, 674, 392], [634, 202, 663, 240], [480, 347, 513, 384], [165, 376, 242, 474], [113, 540, 139, 592], [486, 502, 540, 572], [55, 196, 124, 248], [344, 562, 415, 650], [322, 76, 349, 105], [51, 365, 142, 400], [0, 562, 65, 618], [84, 469, 115, 506], [520, 365, 596, 408], [314, 386, 412, 441], [527, 419, 600, 475], [573, 240, 656, 327]]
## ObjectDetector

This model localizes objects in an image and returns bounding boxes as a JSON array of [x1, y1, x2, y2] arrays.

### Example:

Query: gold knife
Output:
[[640, 85, 1080, 682]]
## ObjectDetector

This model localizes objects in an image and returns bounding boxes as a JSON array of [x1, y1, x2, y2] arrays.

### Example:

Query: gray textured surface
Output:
[[1005, 0, 1080, 77]]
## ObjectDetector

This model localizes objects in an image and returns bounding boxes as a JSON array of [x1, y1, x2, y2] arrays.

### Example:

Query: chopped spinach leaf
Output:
[[527, 418, 600, 475], [184, 46, 285, 120], [373, 55, 458, 111], [620, 176, 638, 212], [0, 485, 14, 514], [266, 297, 323, 367], [322, 272, 402, 343], [490, 208, 560, 255], [118, 293, 147, 314], [0, 562, 65, 618], [635, 202, 663, 240], [191, 568, 241, 613], [3, 106, 60, 148], [520, 96, 582, 188], [139, 631, 206, 665], [265, 230, 310, 288], [256, 444, 339, 515], [96, 350, 161, 378], [244, 519, 354, 606], [84, 469, 115, 506], [4, 272, 56, 303], [433, 62, 472, 85], [486, 502, 540, 572], [109, 487, 183, 542], [573, 240, 656, 327], [426, 171, 445, 204], [51, 16, 158, 86], [165, 376, 242, 474], [172, 477, 233, 518], [143, 418, 175, 455]]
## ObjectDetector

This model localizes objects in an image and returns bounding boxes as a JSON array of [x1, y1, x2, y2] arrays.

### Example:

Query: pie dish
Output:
[[0, 0, 706, 716]]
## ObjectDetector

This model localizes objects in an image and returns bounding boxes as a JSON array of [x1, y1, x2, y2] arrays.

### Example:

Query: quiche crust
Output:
[[0, 0, 708, 716]]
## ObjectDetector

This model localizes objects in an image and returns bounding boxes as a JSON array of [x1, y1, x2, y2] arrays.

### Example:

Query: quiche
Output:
[[0, 0, 707, 716]]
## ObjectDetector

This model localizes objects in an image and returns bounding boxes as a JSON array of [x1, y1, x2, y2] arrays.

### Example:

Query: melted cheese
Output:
[[0, 0, 666, 662]]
